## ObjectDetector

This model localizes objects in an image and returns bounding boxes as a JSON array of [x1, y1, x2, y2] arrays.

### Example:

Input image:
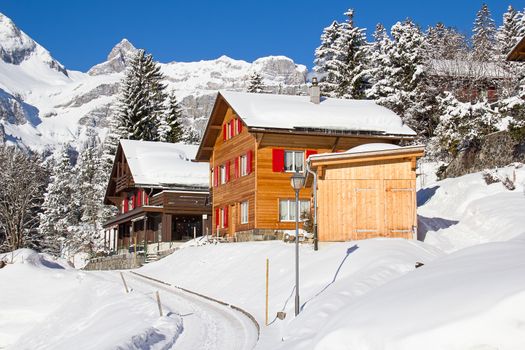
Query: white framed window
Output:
[[227, 121, 233, 139], [241, 201, 249, 224], [284, 151, 304, 172], [220, 208, 225, 228], [220, 165, 226, 185], [279, 199, 310, 222], [240, 154, 248, 176]]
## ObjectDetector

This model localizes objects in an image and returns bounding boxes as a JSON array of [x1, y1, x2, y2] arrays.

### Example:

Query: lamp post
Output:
[[290, 171, 306, 316]]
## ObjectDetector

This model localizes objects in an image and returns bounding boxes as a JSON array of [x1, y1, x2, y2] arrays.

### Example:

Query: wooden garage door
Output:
[[385, 180, 415, 238], [354, 180, 381, 239]]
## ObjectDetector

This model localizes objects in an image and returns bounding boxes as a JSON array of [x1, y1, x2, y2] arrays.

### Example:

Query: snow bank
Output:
[[302, 236, 525, 350], [139, 239, 442, 348], [418, 164, 525, 252], [345, 142, 401, 153], [0, 249, 182, 349]]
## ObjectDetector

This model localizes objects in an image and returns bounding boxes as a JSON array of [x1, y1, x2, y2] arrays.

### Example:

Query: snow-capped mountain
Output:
[[0, 12, 308, 151]]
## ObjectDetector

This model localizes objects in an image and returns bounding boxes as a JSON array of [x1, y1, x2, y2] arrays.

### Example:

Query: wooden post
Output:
[[120, 272, 129, 293], [193, 226, 197, 242], [134, 235, 137, 267], [156, 291, 163, 317], [266, 258, 269, 326]]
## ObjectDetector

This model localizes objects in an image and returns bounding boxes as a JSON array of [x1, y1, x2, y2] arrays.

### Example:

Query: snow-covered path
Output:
[[99, 271, 259, 350]]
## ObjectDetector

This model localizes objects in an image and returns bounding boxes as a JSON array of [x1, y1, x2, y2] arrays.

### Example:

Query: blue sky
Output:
[[1, 0, 524, 71]]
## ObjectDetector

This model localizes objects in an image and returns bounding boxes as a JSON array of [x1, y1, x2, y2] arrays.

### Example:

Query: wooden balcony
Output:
[[115, 174, 134, 193]]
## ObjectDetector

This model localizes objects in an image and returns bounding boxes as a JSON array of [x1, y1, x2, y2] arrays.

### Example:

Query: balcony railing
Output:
[[116, 174, 133, 193]]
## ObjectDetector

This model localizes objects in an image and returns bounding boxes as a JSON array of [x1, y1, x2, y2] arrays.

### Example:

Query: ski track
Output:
[[95, 271, 258, 350]]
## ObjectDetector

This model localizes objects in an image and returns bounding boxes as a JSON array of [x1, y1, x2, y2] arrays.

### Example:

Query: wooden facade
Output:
[[103, 141, 211, 253], [195, 91, 416, 241], [308, 146, 424, 241]]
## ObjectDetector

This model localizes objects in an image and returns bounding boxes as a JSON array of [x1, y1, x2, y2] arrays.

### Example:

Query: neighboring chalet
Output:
[[195, 87, 417, 241], [103, 140, 211, 253], [507, 36, 525, 61], [307, 143, 425, 241], [427, 59, 513, 103]]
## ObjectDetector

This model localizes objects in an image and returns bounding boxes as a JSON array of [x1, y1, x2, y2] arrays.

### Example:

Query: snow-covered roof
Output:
[[427, 59, 512, 80], [308, 144, 425, 163], [120, 139, 209, 189], [345, 143, 402, 154], [220, 91, 416, 136]]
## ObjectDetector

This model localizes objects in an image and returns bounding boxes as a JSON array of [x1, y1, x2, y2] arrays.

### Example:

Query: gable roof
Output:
[[195, 91, 416, 161], [507, 36, 525, 61], [118, 139, 209, 189]]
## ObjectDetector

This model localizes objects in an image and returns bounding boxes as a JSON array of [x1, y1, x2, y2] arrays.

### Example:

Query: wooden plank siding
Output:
[[317, 158, 416, 241], [211, 107, 257, 235]]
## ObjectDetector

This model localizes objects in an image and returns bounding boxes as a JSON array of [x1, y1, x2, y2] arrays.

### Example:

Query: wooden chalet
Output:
[[195, 86, 417, 241], [507, 36, 525, 61], [307, 144, 425, 241], [103, 140, 211, 253], [427, 59, 513, 103]]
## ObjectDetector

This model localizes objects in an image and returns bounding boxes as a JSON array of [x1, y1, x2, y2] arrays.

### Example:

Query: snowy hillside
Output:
[[0, 12, 307, 151]]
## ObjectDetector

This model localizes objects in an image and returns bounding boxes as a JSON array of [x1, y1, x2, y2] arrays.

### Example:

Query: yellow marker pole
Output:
[[266, 258, 269, 326]]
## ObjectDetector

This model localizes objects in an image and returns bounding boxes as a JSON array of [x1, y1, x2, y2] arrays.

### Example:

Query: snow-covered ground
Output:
[[1, 165, 525, 349]]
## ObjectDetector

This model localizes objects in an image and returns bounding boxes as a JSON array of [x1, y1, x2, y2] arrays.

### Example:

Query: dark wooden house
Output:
[[103, 140, 211, 253]]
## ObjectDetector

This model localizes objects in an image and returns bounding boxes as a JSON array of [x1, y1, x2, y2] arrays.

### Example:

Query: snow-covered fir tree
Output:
[[314, 21, 341, 96], [69, 128, 104, 255], [115, 49, 167, 141], [159, 92, 184, 143], [38, 144, 76, 256], [246, 72, 265, 93], [425, 23, 468, 60], [365, 23, 394, 100], [472, 4, 497, 62], [497, 5, 524, 58], [331, 9, 368, 98]]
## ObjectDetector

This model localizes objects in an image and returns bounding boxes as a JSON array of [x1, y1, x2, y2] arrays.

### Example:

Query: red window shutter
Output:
[[234, 157, 240, 178], [229, 120, 234, 137], [305, 149, 318, 159], [145, 192, 149, 205], [214, 166, 219, 187], [137, 190, 142, 207], [226, 161, 231, 182], [215, 208, 220, 227], [224, 206, 229, 228], [131, 195, 136, 209], [223, 124, 227, 141], [237, 119, 243, 133], [247, 150, 253, 174], [123, 198, 129, 213], [272, 149, 285, 172]]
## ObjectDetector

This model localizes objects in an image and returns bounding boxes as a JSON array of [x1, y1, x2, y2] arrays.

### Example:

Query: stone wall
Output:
[[83, 254, 145, 271], [444, 131, 525, 178]]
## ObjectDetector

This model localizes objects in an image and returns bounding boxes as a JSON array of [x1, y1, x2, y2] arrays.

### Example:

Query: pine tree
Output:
[[472, 4, 497, 62], [246, 72, 265, 93], [69, 128, 104, 255], [39, 144, 76, 256], [159, 92, 184, 143], [314, 21, 341, 96], [425, 23, 468, 60], [115, 49, 167, 141], [331, 9, 368, 98], [365, 23, 394, 100], [497, 5, 523, 57]]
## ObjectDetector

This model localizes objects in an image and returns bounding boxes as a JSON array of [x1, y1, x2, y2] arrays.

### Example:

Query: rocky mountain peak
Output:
[[88, 38, 138, 76], [0, 12, 67, 75]]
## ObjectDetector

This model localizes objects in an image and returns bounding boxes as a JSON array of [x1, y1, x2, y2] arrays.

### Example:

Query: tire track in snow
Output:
[[125, 271, 259, 350]]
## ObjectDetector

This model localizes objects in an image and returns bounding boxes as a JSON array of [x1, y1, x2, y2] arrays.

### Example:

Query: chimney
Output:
[[310, 77, 320, 104]]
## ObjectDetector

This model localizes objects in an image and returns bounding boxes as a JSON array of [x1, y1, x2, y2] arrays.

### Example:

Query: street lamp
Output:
[[290, 171, 306, 316]]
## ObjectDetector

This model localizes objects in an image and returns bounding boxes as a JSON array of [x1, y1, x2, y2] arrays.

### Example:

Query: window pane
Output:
[[289, 200, 297, 221], [284, 151, 294, 171], [279, 200, 288, 221], [241, 155, 247, 176], [300, 200, 310, 220], [294, 151, 304, 172]]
